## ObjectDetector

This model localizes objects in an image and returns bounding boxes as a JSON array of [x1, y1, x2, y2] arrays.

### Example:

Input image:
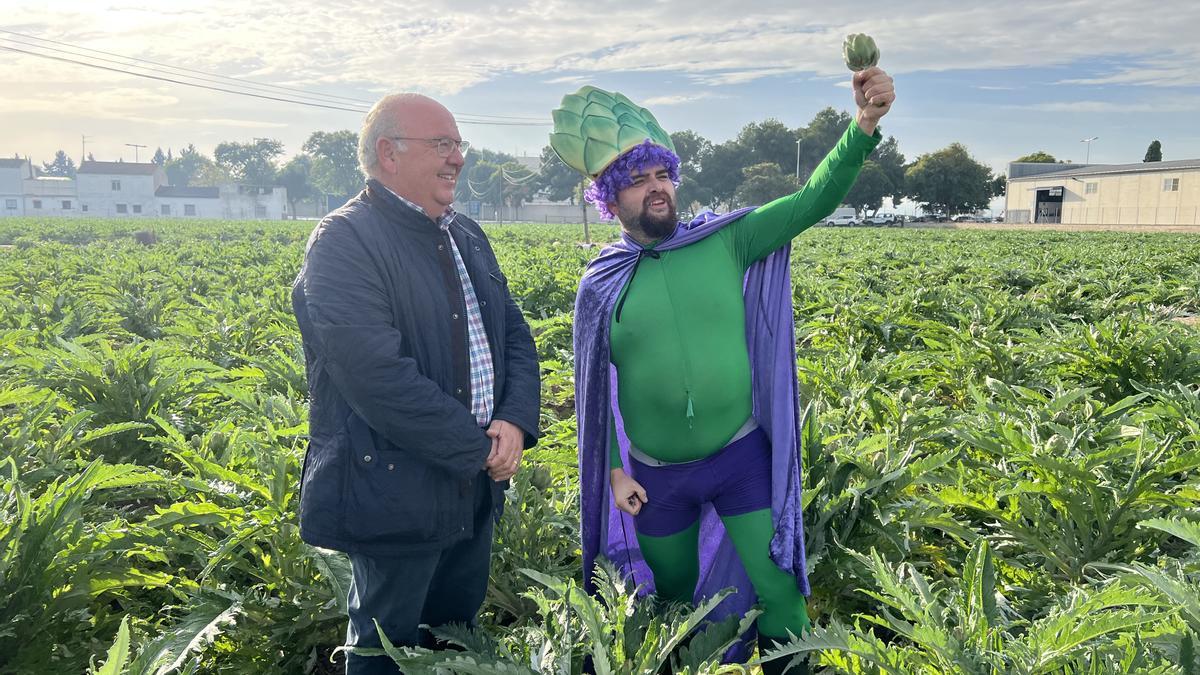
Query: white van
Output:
[[824, 207, 859, 226]]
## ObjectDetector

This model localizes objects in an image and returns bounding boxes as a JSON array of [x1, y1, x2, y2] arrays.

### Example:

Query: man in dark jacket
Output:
[[291, 93, 540, 674]]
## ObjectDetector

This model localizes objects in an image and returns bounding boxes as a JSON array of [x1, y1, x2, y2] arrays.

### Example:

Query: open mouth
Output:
[[437, 172, 457, 183]]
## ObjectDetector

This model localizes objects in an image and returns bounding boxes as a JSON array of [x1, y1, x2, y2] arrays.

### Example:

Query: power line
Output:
[[0, 28, 377, 106], [0, 31, 550, 126]]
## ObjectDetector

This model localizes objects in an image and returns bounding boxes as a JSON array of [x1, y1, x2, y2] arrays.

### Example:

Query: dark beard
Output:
[[630, 194, 677, 240]]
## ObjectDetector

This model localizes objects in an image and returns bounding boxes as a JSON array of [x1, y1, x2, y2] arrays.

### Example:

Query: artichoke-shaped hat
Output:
[[549, 86, 676, 178]]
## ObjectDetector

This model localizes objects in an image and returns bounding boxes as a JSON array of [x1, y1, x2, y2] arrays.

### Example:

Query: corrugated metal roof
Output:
[[1010, 158, 1200, 180]]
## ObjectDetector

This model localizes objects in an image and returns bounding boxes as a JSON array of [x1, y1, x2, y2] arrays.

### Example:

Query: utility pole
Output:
[[795, 137, 801, 181], [125, 143, 147, 163]]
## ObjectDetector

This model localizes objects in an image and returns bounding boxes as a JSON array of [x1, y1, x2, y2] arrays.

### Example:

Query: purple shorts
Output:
[[629, 426, 772, 537]]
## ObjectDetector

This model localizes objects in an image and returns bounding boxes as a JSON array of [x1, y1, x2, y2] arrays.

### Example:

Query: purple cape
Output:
[[574, 208, 810, 645]]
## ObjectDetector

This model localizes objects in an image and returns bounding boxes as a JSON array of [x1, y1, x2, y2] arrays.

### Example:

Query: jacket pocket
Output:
[[341, 412, 447, 543]]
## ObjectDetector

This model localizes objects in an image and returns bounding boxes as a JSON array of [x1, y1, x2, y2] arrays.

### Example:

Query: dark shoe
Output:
[[758, 634, 810, 675]]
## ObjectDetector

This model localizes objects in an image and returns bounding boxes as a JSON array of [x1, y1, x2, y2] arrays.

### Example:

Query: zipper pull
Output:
[[686, 392, 695, 429]]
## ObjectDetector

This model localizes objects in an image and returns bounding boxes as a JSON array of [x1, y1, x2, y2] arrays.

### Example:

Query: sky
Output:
[[3, 0, 1200, 193]]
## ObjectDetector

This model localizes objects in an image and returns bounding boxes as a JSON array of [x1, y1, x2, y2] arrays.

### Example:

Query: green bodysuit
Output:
[[605, 121, 879, 647], [609, 121, 881, 467]]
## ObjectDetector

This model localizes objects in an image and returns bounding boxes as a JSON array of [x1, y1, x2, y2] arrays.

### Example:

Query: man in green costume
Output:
[[561, 67, 894, 673]]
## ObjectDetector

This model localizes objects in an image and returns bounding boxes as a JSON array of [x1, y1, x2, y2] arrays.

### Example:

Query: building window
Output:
[[4, 199, 15, 210], [1085, 182, 1098, 194], [184, 204, 196, 216], [82, 204, 89, 212], [62, 200, 72, 210], [132, 204, 142, 214], [32, 199, 42, 209], [254, 205, 267, 218], [111, 180, 121, 191], [1164, 178, 1180, 192], [161, 204, 171, 215], [116, 203, 128, 214]]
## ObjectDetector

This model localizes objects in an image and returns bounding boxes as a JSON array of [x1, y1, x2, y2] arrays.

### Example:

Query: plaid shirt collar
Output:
[[380, 185, 457, 231]]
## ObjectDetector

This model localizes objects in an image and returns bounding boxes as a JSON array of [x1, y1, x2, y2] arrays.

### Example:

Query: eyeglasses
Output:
[[390, 136, 470, 158]]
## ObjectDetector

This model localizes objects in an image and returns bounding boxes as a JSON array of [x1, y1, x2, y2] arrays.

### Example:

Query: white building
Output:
[[154, 186, 222, 218], [0, 157, 289, 220], [77, 161, 166, 217], [154, 185, 289, 219], [0, 158, 32, 216], [220, 185, 289, 220], [1006, 159, 1200, 226], [23, 176, 78, 217]]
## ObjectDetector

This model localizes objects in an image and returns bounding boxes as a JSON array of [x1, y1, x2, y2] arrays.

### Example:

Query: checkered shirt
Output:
[[386, 189, 495, 426]]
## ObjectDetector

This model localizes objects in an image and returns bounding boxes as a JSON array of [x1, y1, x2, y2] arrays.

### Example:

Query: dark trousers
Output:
[[344, 471, 495, 675]]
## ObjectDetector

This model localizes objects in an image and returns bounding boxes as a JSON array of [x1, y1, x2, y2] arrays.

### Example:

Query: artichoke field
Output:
[[0, 218, 1198, 674]]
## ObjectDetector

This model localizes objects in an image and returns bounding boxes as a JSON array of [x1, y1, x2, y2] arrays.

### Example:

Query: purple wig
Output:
[[584, 140, 681, 221]]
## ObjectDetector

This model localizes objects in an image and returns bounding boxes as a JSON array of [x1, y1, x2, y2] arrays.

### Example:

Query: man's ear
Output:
[[377, 138, 397, 174]]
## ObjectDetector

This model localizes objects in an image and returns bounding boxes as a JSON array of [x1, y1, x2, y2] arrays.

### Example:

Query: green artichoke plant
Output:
[[842, 33, 880, 72], [550, 86, 675, 178]]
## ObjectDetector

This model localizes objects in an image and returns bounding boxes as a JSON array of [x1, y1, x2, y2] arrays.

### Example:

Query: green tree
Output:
[[278, 155, 317, 219], [165, 144, 211, 187], [302, 130, 361, 195], [737, 118, 798, 177], [1144, 140, 1162, 162], [844, 160, 893, 214], [534, 146, 579, 203], [871, 135, 907, 201], [669, 130, 712, 174], [798, 108, 853, 179], [905, 143, 995, 216], [213, 138, 283, 184], [1015, 151, 1058, 163], [669, 130, 716, 212], [733, 162, 798, 208], [499, 162, 539, 218], [151, 147, 167, 166], [698, 140, 750, 209], [41, 150, 76, 178], [991, 173, 1007, 198], [675, 174, 714, 219], [456, 148, 516, 205]]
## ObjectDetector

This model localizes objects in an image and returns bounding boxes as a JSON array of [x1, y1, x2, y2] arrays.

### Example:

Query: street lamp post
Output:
[[1080, 136, 1098, 165]]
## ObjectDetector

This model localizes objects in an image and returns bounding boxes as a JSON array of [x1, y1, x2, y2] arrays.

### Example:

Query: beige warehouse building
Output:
[[1005, 159, 1200, 226]]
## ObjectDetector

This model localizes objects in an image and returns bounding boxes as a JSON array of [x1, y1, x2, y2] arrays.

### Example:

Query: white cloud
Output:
[[1021, 98, 1200, 114], [4, 0, 1199, 97], [641, 92, 724, 106]]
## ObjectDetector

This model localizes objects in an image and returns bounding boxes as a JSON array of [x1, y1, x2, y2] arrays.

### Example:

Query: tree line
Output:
[[35, 111, 1175, 219]]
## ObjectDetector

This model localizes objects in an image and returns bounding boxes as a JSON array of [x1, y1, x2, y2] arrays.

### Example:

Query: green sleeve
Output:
[[609, 414, 623, 469], [727, 121, 881, 267]]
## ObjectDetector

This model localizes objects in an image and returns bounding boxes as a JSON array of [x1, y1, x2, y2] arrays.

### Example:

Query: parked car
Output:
[[825, 213, 860, 227], [866, 212, 898, 226]]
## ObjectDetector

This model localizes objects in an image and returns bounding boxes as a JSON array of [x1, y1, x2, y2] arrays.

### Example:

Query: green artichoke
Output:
[[843, 33, 880, 72], [549, 86, 676, 178]]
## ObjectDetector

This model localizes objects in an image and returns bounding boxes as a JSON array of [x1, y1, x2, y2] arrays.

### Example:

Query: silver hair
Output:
[[357, 93, 429, 178]]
